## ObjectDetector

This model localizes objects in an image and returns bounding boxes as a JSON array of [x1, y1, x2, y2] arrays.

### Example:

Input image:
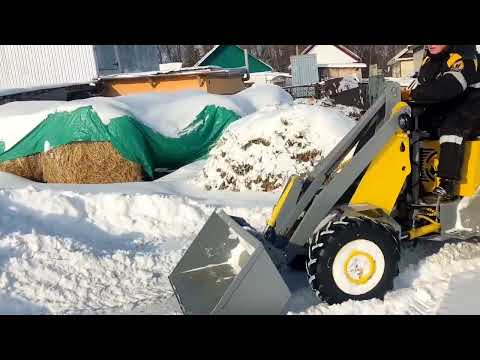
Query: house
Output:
[[387, 46, 414, 78], [194, 45, 273, 73], [298, 45, 367, 80], [0, 45, 160, 90]]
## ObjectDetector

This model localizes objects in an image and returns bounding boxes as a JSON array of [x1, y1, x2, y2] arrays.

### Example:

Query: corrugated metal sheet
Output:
[[291, 54, 319, 86], [0, 45, 98, 89], [115, 45, 160, 74]]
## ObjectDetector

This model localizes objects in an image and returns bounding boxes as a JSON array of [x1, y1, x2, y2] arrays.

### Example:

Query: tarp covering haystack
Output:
[[0, 85, 292, 183]]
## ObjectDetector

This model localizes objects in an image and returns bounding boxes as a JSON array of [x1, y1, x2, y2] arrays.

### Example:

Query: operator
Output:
[[401, 45, 480, 200]]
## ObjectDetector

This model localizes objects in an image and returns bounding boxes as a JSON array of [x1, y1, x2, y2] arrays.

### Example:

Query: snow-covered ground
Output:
[[0, 167, 275, 314], [1, 165, 480, 315], [1, 86, 479, 315]]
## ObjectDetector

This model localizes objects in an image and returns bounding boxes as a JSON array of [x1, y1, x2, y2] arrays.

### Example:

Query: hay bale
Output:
[[41, 142, 143, 184], [0, 154, 43, 181], [0, 142, 143, 184]]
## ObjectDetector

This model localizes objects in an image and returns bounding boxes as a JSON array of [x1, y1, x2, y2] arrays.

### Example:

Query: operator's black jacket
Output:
[[411, 45, 480, 138], [411, 45, 480, 181], [411, 45, 480, 102]]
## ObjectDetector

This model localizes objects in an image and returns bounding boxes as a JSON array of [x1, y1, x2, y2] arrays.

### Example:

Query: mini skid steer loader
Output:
[[169, 82, 480, 314]]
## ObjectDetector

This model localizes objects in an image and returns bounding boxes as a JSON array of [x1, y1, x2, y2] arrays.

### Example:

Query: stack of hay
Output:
[[0, 142, 143, 184], [0, 85, 296, 184]]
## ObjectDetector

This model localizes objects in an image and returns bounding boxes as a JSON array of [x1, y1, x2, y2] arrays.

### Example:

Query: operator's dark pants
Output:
[[420, 89, 480, 181]]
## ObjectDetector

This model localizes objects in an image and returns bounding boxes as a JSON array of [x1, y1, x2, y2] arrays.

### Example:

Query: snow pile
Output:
[[0, 85, 293, 150], [290, 241, 480, 315], [337, 76, 359, 92], [195, 103, 355, 192], [0, 185, 272, 314]]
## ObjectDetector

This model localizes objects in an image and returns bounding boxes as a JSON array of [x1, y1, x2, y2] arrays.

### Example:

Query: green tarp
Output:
[[0, 105, 240, 178]]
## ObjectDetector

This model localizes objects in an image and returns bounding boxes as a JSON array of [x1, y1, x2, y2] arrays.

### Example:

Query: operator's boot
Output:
[[433, 178, 458, 201]]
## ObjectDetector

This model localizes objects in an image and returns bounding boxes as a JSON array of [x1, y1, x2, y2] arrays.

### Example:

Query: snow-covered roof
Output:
[[301, 45, 362, 62], [248, 71, 292, 79], [387, 46, 414, 66], [97, 66, 248, 80], [158, 62, 183, 72], [317, 63, 367, 68]]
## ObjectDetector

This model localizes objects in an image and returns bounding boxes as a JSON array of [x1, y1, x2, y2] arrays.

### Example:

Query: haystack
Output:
[[0, 154, 43, 182], [0, 142, 143, 184]]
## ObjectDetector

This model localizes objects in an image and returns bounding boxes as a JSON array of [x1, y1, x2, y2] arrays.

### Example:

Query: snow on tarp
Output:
[[0, 85, 293, 178]]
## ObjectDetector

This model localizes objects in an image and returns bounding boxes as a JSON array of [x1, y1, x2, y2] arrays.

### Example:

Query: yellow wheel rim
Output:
[[343, 250, 377, 285]]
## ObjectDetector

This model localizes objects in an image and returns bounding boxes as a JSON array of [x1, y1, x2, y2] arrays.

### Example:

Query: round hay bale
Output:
[[41, 141, 143, 184], [0, 154, 43, 181]]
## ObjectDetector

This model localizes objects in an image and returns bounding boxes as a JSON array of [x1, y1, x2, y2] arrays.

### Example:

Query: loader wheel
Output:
[[306, 216, 400, 304]]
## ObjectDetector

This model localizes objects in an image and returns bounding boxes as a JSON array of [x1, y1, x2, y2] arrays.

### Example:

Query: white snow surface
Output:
[[0, 85, 292, 150], [1, 169, 480, 314], [337, 76, 359, 92], [0, 177, 274, 314]]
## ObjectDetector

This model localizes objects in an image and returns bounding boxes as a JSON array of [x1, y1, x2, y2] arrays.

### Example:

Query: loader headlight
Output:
[[398, 114, 412, 131]]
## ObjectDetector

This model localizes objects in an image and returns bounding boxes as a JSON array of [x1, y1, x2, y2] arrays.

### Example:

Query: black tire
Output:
[[306, 215, 400, 305]]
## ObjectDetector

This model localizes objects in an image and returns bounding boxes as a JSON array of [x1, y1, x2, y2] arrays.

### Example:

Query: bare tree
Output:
[[157, 44, 408, 75]]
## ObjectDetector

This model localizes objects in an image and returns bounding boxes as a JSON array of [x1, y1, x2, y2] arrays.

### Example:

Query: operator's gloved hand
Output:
[[401, 88, 413, 102]]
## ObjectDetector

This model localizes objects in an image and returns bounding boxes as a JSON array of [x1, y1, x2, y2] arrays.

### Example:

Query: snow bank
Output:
[[0, 166, 479, 314], [195, 103, 355, 192], [0, 85, 293, 150], [0, 185, 272, 314]]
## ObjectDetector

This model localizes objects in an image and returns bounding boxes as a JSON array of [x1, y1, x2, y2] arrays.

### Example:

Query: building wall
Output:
[[205, 77, 245, 95], [321, 67, 362, 80], [400, 60, 414, 77], [101, 75, 245, 97], [413, 47, 425, 73], [0, 45, 98, 89], [291, 54, 319, 86], [391, 63, 401, 78], [102, 75, 205, 96]]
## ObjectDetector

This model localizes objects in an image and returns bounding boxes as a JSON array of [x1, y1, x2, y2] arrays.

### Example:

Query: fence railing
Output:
[[283, 79, 370, 110], [282, 84, 324, 99]]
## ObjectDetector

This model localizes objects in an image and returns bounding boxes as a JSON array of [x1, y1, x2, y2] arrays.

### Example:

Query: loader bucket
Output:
[[169, 210, 291, 315]]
